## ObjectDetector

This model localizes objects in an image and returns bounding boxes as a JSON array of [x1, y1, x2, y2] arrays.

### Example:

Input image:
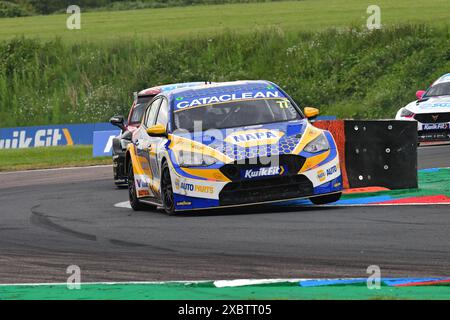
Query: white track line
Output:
[[0, 280, 209, 287], [214, 279, 306, 288], [0, 278, 311, 287], [114, 201, 132, 209]]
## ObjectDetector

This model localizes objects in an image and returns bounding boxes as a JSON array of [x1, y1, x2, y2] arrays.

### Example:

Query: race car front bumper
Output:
[[415, 114, 450, 142], [170, 153, 342, 211], [417, 126, 450, 142], [396, 118, 450, 142]]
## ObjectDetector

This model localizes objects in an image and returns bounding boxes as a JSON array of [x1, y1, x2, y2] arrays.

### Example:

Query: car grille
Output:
[[414, 112, 450, 123], [220, 155, 306, 181], [219, 174, 313, 206], [418, 130, 450, 142]]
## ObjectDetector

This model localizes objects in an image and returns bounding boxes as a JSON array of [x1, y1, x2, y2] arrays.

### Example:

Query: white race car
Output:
[[396, 73, 450, 142]]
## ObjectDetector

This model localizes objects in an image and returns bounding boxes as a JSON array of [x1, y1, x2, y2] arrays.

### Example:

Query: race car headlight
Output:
[[303, 133, 330, 153], [400, 108, 415, 118], [176, 150, 218, 167]]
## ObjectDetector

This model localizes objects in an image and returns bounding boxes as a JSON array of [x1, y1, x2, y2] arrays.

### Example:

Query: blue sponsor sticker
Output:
[[326, 165, 338, 176], [423, 123, 449, 130], [159, 82, 204, 93], [180, 182, 195, 191]]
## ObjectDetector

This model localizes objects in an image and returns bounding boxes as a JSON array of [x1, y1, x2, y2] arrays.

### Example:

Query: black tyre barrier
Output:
[[344, 120, 418, 190]]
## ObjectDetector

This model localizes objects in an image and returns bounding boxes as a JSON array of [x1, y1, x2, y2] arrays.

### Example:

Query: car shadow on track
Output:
[[160, 203, 342, 218]]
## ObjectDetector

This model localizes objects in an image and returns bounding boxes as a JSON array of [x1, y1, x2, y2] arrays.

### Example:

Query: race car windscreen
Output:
[[174, 98, 302, 132], [129, 96, 153, 124], [424, 82, 450, 98]]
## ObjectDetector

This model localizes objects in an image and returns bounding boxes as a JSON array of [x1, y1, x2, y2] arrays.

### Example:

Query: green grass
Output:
[[1, 0, 450, 128], [0, 0, 449, 43], [0, 145, 111, 171], [0, 282, 449, 300], [2, 24, 450, 127]]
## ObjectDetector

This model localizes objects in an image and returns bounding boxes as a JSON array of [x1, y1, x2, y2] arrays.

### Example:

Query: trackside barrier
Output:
[[0, 123, 116, 150], [93, 130, 121, 157], [314, 120, 418, 190], [8, 119, 416, 190]]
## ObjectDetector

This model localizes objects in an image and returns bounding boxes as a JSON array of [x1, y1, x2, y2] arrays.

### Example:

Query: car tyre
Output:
[[161, 162, 176, 215], [309, 192, 342, 205], [128, 162, 145, 211]]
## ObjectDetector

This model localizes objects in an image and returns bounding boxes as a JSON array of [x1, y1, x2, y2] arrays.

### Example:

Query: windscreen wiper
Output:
[[416, 97, 430, 105]]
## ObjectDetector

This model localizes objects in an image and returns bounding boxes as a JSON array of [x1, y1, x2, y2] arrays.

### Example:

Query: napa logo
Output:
[[317, 169, 326, 182], [225, 129, 284, 147]]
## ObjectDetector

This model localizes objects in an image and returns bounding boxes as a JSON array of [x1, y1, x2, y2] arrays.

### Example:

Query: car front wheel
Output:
[[161, 162, 175, 215]]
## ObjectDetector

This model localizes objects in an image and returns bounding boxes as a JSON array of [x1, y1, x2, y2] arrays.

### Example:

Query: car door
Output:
[[148, 97, 170, 188], [134, 97, 162, 197]]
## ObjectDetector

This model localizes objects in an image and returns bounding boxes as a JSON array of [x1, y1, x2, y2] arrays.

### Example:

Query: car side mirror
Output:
[[110, 115, 125, 131], [147, 123, 167, 137], [304, 107, 320, 119], [416, 90, 426, 100]]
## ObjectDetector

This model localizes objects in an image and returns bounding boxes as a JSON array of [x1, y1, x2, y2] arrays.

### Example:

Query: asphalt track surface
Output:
[[0, 146, 449, 283]]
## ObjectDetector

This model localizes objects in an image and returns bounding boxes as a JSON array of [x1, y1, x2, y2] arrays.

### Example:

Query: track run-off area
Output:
[[0, 145, 449, 285]]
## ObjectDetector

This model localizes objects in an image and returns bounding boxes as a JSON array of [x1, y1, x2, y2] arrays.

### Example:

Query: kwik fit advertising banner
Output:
[[0, 123, 116, 149]]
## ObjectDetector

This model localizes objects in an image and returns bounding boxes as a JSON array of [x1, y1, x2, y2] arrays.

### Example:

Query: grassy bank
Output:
[[1, 24, 450, 128], [1, 0, 450, 128], [0, 0, 449, 43], [0, 145, 111, 171]]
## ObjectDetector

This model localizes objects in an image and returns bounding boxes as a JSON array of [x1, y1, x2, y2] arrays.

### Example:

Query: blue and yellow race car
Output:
[[125, 80, 342, 214]]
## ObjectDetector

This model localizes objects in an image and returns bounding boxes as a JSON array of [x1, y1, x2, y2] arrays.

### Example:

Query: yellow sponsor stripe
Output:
[[181, 168, 231, 182], [128, 144, 151, 177], [151, 181, 160, 193], [299, 150, 330, 173], [170, 135, 233, 164], [62, 128, 73, 146]]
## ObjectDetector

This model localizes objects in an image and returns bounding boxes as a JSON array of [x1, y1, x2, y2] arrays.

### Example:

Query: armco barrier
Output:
[[314, 120, 418, 190], [0, 122, 116, 149]]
